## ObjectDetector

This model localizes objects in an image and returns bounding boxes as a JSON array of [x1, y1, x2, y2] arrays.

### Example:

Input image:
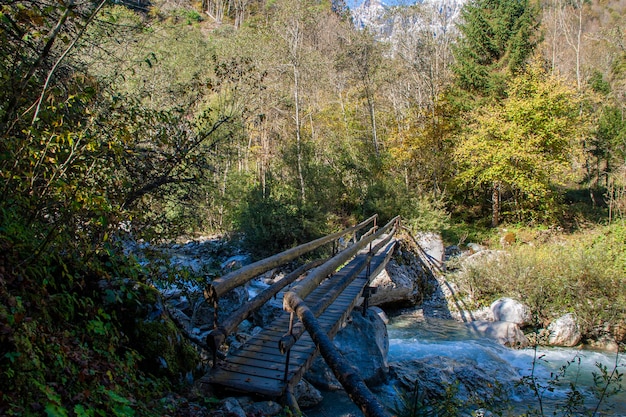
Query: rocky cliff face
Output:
[[350, 0, 466, 47]]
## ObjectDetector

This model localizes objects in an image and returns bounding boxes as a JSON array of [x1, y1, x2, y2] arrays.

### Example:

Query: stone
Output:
[[304, 355, 342, 391], [548, 313, 582, 347], [333, 308, 389, 385], [467, 242, 486, 253], [490, 298, 532, 327], [389, 355, 524, 404], [416, 232, 445, 270], [368, 262, 418, 306], [191, 286, 248, 329], [305, 308, 390, 388], [294, 379, 324, 408], [240, 399, 283, 416], [216, 397, 246, 417], [466, 321, 529, 348], [220, 255, 252, 271]]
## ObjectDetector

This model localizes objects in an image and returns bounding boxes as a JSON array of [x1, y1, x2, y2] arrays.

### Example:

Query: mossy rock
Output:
[[100, 279, 200, 380]]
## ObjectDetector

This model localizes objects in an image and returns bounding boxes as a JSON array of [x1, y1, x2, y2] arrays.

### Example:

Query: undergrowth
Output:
[[446, 223, 626, 342], [0, 220, 200, 416]]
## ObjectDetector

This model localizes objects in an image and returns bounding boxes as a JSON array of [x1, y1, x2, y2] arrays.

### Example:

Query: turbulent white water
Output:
[[306, 315, 626, 416], [386, 316, 626, 416]]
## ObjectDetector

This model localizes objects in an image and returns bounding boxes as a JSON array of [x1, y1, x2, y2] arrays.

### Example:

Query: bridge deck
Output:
[[202, 240, 395, 397]]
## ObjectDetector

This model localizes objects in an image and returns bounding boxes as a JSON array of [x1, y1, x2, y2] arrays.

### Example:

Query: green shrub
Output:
[[448, 224, 626, 339], [235, 189, 327, 259]]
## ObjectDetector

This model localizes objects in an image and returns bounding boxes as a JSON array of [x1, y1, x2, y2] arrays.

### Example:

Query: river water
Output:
[[306, 314, 626, 416]]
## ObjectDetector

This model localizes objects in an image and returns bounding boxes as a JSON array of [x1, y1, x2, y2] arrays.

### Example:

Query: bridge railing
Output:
[[280, 216, 400, 417], [279, 216, 400, 353], [203, 214, 379, 363]]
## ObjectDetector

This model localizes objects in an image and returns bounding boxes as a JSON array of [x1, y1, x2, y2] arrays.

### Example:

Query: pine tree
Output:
[[452, 0, 541, 98]]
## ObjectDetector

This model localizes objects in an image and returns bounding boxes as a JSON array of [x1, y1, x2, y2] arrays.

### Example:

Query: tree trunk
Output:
[[492, 181, 500, 227], [293, 64, 306, 204]]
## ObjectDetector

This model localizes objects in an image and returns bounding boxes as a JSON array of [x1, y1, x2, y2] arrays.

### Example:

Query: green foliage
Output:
[[0, 233, 200, 416], [448, 224, 626, 339], [453, 0, 541, 97], [235, 185, 328, 259], [401, 194, 451, 235], [453, 62, 584, 225]]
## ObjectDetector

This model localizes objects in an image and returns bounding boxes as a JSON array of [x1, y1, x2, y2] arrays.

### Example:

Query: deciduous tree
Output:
[[454, 62, 584, 226]]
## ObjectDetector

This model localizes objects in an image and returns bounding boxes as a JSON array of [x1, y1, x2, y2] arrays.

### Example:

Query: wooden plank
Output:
[[220, 354, 302, 373], [205, 369, 284, 397], [228, 348, 313, 365], [204, 238, 397, 398]]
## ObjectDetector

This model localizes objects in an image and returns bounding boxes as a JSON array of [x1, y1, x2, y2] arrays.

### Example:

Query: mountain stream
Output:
[[306, 313, 626, 416]]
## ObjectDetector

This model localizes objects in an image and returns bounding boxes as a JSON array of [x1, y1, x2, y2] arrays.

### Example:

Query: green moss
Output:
[[100, 280, 200, 380], [134, 317, 199, 379]]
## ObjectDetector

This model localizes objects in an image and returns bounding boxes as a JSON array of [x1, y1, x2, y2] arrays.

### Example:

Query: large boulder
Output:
[[368, 261, 419, 306], [389, 355, 523, 404], [294, 379, 324, 408], [416, 232, 445, 271], [305, 308, 389, 388], [548, 313, 581, 347], [466, 321, 529, 348], [490, 298, 532, 327]]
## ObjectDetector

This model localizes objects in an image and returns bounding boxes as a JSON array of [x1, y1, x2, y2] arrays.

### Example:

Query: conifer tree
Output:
[[452, 0, 541, 98]]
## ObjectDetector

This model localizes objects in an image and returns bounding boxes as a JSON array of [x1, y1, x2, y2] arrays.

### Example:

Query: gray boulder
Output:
[[294, 379, 324, 408], [491, 298, 532, 327], [466, 321, 529, 348], [548, 313, 581, 347], [368, 261, 419, 306], [416, 232, 445, 270], [208, 397, 246, 417], [240, 398, 283, 416], [389, 355, 523, 404], [305, 308, 389, 388]]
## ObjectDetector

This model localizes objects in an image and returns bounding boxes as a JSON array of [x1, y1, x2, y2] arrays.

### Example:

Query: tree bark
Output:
[[492, 181, 500, 227]]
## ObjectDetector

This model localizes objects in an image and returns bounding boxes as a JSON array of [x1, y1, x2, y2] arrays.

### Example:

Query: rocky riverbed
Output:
[[125, 233, 624, 416]]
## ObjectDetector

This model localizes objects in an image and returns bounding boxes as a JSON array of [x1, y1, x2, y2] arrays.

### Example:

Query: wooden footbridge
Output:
[[200, 215, 399, 417]]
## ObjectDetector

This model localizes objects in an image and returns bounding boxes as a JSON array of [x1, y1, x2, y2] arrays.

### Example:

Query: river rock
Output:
[[416, 232, 445, 270], [389, 355, 521, 404], [193, 286, 249, 329], [220, 254, 252, 271], [294, 379, 324, 408], [368, 240, 427, 307], [490, 298, 531, 327], [305, 308, 389, 388], [208, 397, 246, 417], [368, 261, 419, 306], [466, 321, 529, 348], [548, 313, 581, 347], [239, 398, 283, 416], [304, 355, 343, 391]]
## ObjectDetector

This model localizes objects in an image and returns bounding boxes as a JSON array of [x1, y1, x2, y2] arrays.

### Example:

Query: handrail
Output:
[[206, 258, 325, 359], [279, 225, 397, 354], [204, 214, 378, 303], [279, 217, 399, 417], [286, 216, 399, 302]]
